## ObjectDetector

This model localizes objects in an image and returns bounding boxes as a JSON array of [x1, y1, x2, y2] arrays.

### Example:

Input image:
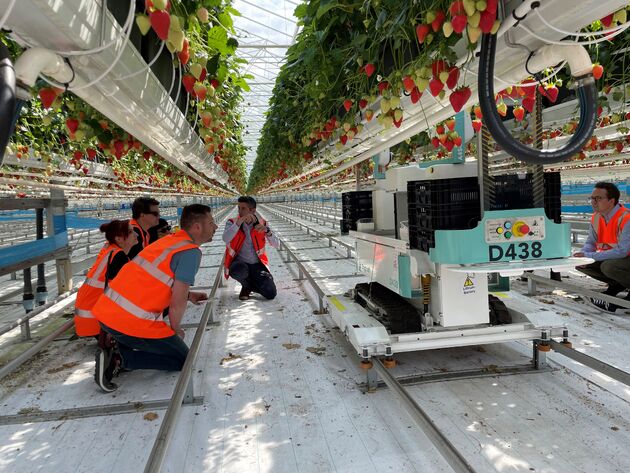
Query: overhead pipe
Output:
[[0, 43, 17, 166], [477, 2, 598, 165]]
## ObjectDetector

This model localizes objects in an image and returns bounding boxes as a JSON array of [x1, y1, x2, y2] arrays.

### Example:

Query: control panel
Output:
[[485, 216, 545, 243]]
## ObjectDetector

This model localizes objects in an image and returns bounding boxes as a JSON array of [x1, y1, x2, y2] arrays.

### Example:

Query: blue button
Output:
[[504, 222, 512, 229]]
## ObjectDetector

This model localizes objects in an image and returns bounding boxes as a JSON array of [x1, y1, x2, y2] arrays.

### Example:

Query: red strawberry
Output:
[[446, 66, 459, 90], [86, 148, 97, 159], [592, 63, 604, 80], [178, 39, 190, 65], [449, 86, 471, 112], [429, 78, 444, 97], [479, 10, 495, 33], [182, 75, 196, 93], [473, 105, 483, 119], [444, 140, 455, 152], [545, 85, 559, 103], [616, 142, 623, 153], [432, 10, 446, 32], [432, 60, 448, 79], [150, 10, 170, 41], [416, 24, 431, 44], [436, 124, 445, 134], [214, 156, 221, 164], [453, 136, 463, 146], [431, 137, 440, 148], [343, 99, 353, 112], [38, 88, 59, 109], [600, 14, 613, 28], [340, 135, 348, 145], [364, 63, 375, 78], [65, 118, 79, 134], [410, 86, 422, 104], [393, 117, 403, 128], [449, 1, 465, 16], [377, 81, 389, 95], [513, 105, 525, 121], [451, 15, 468, 34], [486, 0, 498, 14], [522, 96, 535, 113], [359, 99, 368, 109], [472, 119, 482, 132], [402, 75, 416, 93], [73, 150, 83, 160], [82, 166, 89, 175], [193, 83, 206, 100], [445, 118, 455, 131]]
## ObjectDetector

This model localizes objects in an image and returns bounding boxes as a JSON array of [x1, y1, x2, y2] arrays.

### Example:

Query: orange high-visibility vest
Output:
[[591, 206, 630, 253], [130, 218, 150, 248], [74, 244, 123, 337], [92, 230, 199, 338], [223, 216, 269, 278]]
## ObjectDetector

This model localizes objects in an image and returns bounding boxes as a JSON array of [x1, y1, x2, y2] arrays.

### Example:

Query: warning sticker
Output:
[[463, 274, 476, 295]]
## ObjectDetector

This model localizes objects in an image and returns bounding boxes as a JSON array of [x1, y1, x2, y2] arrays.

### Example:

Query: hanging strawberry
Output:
[[513, 105, 525, 121], [416, 24, 431, 44], [364, 63, 375, 78], [150, 10, 170, 41], [592, 64, 604, 80], [38, 87, 61, 109], [343, 99, 353, 112]]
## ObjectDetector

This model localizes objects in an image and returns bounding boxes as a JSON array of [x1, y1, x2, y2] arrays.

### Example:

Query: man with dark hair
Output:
[[92, 204, 217, 392], [223, 196, 279, 300], [148, 218, 172, 243], [574, 182, 630, 313], [129, 197, 160, 259]]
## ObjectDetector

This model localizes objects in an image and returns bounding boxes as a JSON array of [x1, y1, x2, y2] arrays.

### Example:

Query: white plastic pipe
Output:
[[13, 47, 74, 95], [501, 42, 593, 84]]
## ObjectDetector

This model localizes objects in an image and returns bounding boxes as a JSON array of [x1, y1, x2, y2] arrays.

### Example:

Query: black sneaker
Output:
[[588, 297, 619, 313], [95, 348, 118, 392]]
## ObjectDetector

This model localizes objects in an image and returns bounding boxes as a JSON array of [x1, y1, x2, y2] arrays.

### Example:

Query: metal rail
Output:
[[143, 252, 227, 473], [261, 204, 354, 258], [526, 273, 630, 310], [372, 358, 477, 473]]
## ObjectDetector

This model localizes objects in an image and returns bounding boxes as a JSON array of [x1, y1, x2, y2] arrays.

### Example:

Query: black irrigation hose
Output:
[[0, 42, 17, 166], [478, 33, 598, 165]]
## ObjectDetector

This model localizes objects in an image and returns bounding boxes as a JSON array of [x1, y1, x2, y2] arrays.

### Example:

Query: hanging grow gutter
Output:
[[1, 0, 233, 193]]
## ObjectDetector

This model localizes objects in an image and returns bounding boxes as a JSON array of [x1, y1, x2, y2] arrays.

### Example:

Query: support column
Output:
[[35, 208, 48, 306], [48, 187, 72, 293]]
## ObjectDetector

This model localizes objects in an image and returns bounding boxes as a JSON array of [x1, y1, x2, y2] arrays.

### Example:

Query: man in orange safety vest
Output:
[[574, 182, 630, 313], [223, 196, 279, 301]]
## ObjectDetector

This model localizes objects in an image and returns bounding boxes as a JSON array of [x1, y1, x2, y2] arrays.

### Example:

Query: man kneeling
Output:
[[574, 182, 630, 313], [223, 196, 279, 300], [92, 204, 217, 392]]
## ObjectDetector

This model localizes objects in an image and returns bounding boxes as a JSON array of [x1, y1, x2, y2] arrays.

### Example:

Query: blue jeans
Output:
[[100, 324, 189, 371], [229, 260, 277, 299]]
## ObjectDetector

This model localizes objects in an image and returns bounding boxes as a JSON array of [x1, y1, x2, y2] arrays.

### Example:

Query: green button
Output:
[[504, 232, 512, 239]]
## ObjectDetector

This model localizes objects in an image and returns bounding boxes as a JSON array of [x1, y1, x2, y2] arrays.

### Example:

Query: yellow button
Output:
[[496, 227, 504, 234]]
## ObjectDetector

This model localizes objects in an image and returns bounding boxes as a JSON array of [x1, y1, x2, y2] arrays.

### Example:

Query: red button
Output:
[[519, 224, 530, 235]]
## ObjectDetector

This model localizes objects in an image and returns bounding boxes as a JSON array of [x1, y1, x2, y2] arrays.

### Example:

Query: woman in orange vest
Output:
[[574, 182, 630, 313], [74, 220, 138, 338]]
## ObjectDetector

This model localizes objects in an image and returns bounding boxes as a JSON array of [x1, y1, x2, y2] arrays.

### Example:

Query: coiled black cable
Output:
[[0, 42, 16, 166], [478, 32, 598, 165]]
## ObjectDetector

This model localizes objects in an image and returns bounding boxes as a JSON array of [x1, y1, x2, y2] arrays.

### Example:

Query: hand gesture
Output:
[[254, 223, 267, 233], [188, 291, 209, 305]]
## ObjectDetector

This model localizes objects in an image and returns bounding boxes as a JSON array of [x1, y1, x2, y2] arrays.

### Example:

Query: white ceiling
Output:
[[232, 0, 300, 176]]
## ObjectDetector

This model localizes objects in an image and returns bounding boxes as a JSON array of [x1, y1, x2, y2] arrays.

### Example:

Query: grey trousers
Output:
[[577, 256, 630, 294]]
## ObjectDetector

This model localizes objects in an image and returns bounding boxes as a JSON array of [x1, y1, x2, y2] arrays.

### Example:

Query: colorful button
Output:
[[504, 222, 512, 229], [504, 232, 512, 239], [496, 227, 504, 234]]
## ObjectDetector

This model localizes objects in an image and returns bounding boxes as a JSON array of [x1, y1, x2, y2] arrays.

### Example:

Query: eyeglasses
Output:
[[588, 196, 607, 202]]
